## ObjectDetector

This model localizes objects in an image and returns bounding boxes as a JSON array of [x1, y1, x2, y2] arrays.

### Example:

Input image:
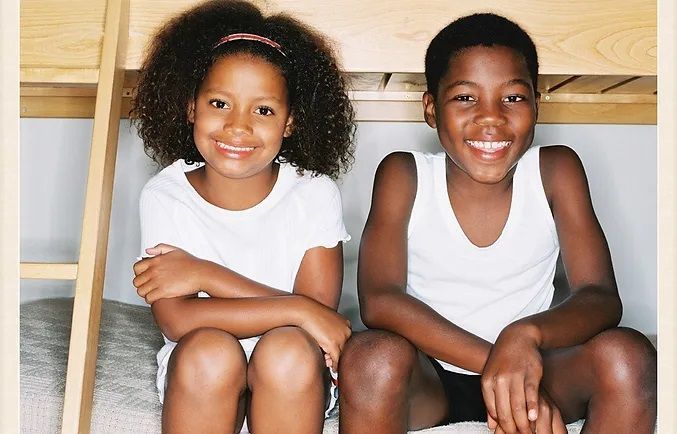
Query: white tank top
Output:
[[406, 145, 558, 374]]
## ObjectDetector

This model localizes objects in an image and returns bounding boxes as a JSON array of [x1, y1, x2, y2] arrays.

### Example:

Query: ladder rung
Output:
[[20, 263, 78, 280]]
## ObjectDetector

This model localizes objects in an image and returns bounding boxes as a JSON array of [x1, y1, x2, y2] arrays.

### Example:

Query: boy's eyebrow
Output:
[[505, 78, 532, 88]]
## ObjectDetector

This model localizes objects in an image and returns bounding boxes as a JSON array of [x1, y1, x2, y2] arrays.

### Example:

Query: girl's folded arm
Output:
[[506, 145, 622, 350], [150, 293, 315, 342], [358, 152, 492, 374]]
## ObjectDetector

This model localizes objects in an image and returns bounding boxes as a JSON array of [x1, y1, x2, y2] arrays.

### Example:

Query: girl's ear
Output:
[[422, 92, 437, 129], [187, 100, 195, 123], [283, 115, 294, 138]]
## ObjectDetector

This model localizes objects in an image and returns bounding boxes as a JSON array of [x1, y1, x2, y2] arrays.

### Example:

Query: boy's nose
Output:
[[473, 102, 507, 127]]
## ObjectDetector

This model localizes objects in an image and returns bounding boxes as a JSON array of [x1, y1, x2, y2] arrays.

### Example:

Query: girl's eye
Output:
[[504, 95, 525, 103], [255, 106, 275, 116], [209, 99, 228, 109], [453, 95, 475, 102]]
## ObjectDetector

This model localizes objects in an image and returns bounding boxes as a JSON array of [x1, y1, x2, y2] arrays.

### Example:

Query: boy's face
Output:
[[423, 45, 538, 185]]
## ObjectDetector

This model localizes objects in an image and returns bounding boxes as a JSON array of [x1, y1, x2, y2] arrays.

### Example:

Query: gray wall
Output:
[[20, 119, 657, 334]]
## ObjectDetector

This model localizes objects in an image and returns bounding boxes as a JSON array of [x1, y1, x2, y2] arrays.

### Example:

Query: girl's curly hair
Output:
[[132, 0, 355, 179]]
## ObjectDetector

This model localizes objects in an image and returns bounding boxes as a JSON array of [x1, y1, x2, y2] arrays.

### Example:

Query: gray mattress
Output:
[[20, 298, 591, 433]]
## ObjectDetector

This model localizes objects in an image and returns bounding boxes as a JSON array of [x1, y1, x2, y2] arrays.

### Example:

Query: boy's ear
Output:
[[283, 114, 294, 138], [187, 100, 195, 123], [422, 92, 437, 129]]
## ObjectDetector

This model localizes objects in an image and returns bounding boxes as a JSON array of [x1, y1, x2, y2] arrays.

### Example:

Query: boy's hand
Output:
[[481, 323, 543, 434], [296, 299, 352, 371], [133, 244, 204, 304], [487, 387, 565, 434]]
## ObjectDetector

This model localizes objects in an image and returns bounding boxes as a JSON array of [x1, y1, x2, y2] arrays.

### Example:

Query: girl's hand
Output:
[[481, 323, 543, 434], [133, 244, 205, 304], [296, 299, 352, 371], [487, 387, 565, 434]]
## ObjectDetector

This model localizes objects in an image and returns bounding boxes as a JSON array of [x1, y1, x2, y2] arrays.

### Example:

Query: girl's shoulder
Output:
[[140, 160, 198, 203], [282, 163, 342, 205]]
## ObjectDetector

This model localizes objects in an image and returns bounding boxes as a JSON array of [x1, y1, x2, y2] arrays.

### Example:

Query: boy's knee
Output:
[[587, 327, 656, 395], [169, 328, 246, 393], [248, 326, 324, 392], [340, 330, 418, 394]]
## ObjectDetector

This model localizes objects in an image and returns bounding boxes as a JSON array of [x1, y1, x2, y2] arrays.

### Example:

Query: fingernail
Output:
[[528, 409, 537, 420]]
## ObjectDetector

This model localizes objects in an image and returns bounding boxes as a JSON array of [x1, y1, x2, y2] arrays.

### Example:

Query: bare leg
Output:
[[339, 330, 449, 434], [247, 326, 328, 434], [542, 327, 657, 434], [162, 328, 247, 434]]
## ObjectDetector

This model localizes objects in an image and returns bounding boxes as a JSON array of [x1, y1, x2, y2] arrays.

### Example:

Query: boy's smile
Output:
[[423, 45, 538, 186]]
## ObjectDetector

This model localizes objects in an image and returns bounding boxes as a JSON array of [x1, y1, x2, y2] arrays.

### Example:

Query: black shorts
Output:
[[429, 357, 488, 424]]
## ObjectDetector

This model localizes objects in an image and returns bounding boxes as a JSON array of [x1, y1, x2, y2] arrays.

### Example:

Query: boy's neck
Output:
[[445, 157, 514, 200], [187, 163, 280, 211]]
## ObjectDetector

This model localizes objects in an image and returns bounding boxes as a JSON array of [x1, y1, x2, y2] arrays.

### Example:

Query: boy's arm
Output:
[[359, 152, 492, 374], [481, 145, 621, 431]]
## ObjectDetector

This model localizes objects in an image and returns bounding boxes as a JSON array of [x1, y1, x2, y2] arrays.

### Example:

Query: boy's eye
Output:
[[209, 99, 228, 109], [503, 95, 525, 103], [453, 95, 475, 102], [255, 106, 275, 116]]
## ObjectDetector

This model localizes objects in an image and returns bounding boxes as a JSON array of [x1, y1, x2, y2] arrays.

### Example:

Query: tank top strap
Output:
[[408, 151, 439, 237]]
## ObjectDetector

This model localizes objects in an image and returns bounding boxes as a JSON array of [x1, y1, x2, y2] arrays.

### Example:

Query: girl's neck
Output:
[[187, 162, 280, 211]]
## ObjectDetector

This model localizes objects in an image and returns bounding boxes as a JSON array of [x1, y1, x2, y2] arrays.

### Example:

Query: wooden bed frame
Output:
[[19, 1, 657, 432]]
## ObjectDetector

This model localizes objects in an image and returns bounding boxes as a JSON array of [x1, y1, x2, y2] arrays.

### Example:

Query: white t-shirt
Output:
[[406, 146, 558, 374], [139, 159, 350, 403]]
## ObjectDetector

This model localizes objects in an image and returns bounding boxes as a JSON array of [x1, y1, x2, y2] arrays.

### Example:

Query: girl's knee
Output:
[[587, 327, 656, 394], [169, 328, 246, 393], [248, 326, 324, 392], [340, 330, 418, 392]]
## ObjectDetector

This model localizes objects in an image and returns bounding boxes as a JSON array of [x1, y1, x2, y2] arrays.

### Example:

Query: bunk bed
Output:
[[19, 1, 657, 432]]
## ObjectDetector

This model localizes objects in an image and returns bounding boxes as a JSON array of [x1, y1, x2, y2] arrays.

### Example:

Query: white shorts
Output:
[[156, 337, 338, 431]]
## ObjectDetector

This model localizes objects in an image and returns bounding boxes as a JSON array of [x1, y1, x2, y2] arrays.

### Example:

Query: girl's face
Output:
[[423, 45, 538, 185], [188, 53, 293, 180]]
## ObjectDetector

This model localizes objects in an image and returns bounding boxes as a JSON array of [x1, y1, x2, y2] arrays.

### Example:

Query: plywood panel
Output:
[[20, 0, 106, 70], [537, 75, 574, 93], [125, 0, 656, 75], [385, 73, 427, 92]]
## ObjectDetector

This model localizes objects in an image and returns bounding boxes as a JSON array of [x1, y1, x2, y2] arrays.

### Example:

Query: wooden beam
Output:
[[20, 263, 78, 280], [60, 0, 129, 432]]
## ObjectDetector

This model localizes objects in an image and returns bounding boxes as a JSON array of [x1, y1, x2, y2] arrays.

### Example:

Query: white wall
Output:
[[20, 119, 657, 334]]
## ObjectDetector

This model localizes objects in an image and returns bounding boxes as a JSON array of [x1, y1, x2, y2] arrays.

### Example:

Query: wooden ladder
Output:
[[20, 1, 130, 432]]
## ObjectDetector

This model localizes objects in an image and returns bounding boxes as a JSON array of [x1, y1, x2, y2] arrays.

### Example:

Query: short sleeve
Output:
[[304, 180, 351, 250], [139, 188, 184, 256]]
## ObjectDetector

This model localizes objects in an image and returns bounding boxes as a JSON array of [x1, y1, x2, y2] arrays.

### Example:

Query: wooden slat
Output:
[[552, 75, 635, 93], [125, 0, 655, 75], [353, 99, 656, 124], [20, 67, 99, 85], [20, 263, 78, 280], [537, 75, 574, 93], [605, 76, 657, 94], [385, 73, 427, 92], [60, 0, 129, 432], [346, 73, 386, 91]]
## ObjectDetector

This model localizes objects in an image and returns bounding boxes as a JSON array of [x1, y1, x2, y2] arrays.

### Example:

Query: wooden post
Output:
[[61, 0, 129, 432]]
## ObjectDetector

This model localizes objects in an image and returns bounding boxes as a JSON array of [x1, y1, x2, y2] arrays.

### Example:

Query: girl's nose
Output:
[[224, 110, 253, 135]]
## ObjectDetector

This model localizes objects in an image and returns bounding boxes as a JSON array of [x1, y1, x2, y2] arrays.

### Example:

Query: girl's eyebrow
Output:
[[202, 88, 285, 103]]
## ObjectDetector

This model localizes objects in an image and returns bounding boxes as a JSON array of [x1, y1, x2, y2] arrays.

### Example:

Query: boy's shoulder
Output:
[[537, 145, 587, 201]]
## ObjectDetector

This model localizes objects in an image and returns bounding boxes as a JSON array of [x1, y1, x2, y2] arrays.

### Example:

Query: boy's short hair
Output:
[[424, 13, 539, 97]]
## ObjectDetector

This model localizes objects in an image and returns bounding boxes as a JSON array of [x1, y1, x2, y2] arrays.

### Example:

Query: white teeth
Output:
[[466, 140, 511, 152], [217, 142, 254, 152]]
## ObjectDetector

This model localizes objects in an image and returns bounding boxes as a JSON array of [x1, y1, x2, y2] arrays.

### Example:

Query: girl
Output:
[[339, 13, 657, 434], [131, 1, 355, 433]]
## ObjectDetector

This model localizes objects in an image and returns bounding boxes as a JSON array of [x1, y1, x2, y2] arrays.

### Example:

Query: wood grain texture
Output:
[[125, 0, 656, 74], [60, 0, 130, 432], [20, 263, 79, 280]]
